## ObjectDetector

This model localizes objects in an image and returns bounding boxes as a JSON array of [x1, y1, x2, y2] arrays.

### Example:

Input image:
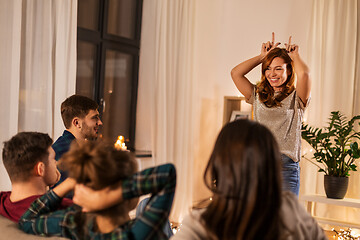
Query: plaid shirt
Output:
[[19, 164, 176, 240]]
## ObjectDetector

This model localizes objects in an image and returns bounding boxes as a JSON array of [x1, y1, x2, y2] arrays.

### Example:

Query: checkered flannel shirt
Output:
[[19, 164, 176, 240]]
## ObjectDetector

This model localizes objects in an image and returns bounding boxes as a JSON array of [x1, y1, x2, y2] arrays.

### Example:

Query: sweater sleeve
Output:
[[280, 192, 327, 240]]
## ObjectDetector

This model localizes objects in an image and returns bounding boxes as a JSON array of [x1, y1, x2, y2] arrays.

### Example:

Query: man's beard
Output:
[[81, 123, 98, 140]]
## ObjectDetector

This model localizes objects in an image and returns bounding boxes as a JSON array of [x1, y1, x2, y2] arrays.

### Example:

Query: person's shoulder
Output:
[[293, 90, 310, 109], [281, 191, 302, 213], [280, 192, 327, 239], [0, 193, 41, 222], [0, 191, 11, 199], [53, 131, 75, 145], [52, 131, 76, 159], [14, 195, 41, 205], [0, 192, 11, 211]]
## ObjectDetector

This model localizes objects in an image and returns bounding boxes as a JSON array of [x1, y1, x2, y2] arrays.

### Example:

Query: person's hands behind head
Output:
[[260, 32, 281, 59], [285, 36, 299, 60], [73, 183, 123, 212]]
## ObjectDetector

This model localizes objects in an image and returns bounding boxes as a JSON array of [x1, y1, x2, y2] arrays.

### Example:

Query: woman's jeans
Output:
[[281, 154, 300, 196]]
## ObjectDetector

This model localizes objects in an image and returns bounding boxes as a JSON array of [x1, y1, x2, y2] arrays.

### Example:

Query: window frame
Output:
[[76, 0, 143, 150]]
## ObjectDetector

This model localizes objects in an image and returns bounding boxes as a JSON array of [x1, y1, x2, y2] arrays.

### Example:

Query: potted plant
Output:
[[301, 111, 360, 199]]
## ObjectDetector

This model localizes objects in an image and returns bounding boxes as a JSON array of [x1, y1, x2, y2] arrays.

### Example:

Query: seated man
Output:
[[19, 141, 176, 239], [52, 94, 103, 187], [0, 132, 72, 222]]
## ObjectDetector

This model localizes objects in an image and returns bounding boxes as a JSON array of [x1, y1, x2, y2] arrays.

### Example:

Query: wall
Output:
[[192, 0, 313, 202], [136, 0, 313, 203]]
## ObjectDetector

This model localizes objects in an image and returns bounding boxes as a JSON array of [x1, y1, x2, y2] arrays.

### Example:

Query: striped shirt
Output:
[[19, 164, 176, 240]]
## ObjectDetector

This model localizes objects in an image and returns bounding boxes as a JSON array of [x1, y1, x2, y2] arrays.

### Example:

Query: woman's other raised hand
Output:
[[261, 32, 281, 59], [285, 36, 299, 59]]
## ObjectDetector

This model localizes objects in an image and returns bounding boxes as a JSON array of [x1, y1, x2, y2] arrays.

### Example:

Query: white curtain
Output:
[[301, 0, 359, 225], [0, 0, 77, 190], [137, 0, 196, 223]]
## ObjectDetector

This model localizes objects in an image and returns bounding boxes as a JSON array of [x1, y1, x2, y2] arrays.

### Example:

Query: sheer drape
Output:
[[0, 0, 77, 190], [301, 0, 360, 224], [137, 0, 196, 222]]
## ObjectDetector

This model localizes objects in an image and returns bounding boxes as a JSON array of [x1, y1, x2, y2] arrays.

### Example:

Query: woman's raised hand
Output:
[[261, 32, 280, 59], [285, 36, 299, 59]]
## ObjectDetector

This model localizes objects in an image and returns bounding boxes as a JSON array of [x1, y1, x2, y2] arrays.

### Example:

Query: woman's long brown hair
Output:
[[201, 119, 282, 240], [257, 48, 295, 107]]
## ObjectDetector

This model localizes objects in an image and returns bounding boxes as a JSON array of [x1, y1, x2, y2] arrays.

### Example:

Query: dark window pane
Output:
[[107, 0, 137, 39], [102, 49, 133, 141], [78, 0, 99, 30], [76, 41, 96, 98]]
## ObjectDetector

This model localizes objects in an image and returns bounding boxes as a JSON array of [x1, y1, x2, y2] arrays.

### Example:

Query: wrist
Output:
[[53, 178, 76, 198], [290, 53, 300, 60], [258, 54, 265, 63]]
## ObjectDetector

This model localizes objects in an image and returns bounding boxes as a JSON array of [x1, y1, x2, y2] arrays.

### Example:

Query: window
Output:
[[76, 0, 143, 150]]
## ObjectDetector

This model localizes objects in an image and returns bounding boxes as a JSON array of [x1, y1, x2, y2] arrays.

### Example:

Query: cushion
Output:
[[0, 215, 68, 240]]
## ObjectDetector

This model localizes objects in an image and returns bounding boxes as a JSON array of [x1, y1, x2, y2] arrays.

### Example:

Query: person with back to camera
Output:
[[0, 132, 72, 222], [19, 140, 176, 240], [230, 32, 311, 196], [171, 119, 326, 240]]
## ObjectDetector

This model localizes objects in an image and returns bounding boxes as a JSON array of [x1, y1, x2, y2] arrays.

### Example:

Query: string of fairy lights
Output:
[[332, 228, 360, 240]]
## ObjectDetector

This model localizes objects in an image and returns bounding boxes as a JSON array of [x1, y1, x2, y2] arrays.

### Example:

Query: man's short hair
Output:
[[61, 95, 99, 129], [2, 132, 53, 182]]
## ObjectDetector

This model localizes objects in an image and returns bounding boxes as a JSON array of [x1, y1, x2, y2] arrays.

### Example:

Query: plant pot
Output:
[[324, 175, 349, 199]]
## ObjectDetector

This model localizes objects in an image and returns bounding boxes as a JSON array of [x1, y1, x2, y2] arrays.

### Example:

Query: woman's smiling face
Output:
[[265, 57, 290, 92]]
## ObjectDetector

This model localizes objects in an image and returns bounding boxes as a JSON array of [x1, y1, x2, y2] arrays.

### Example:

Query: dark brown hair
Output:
[[61, 95, 99, 129], [2, 132, 52, 182], [256, 48, 295, 107], [201, 119, 282, 240], [60, 140, 137, 219]]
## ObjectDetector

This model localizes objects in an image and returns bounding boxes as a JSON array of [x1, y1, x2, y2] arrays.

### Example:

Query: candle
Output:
[[114, 135, 127, 150]]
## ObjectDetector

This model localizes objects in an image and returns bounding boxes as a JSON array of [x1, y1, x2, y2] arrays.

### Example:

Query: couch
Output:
[[0, 215, 68, 240]]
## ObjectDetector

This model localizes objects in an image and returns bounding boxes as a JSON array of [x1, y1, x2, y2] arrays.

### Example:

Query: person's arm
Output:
[[285, 36, 311, 105], [18, 178, 77, 237], [125, 163, 176, 239], [72, 164, 176, 239], [231, 55, 260, 100], [231, 32, 280, 100]]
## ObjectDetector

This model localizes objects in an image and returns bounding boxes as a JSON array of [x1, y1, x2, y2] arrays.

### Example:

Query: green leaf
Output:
[[302, 111, 360, 176]]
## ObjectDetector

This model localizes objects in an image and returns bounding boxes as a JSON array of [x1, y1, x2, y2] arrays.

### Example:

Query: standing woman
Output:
[[230, 33, 311, 196]]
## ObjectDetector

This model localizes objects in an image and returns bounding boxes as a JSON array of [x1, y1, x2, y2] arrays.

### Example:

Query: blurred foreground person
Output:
[[172, 120, 326, 240]]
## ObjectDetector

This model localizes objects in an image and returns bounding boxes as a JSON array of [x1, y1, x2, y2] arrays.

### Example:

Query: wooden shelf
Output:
[[300, 194, 360, 229], [223, 96, 252, 125]]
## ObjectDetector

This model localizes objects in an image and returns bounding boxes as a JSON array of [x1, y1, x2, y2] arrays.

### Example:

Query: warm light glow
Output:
[[333, 228, 360, 239], [114, 135, 127, 150], [171, 222, 182, 234]]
